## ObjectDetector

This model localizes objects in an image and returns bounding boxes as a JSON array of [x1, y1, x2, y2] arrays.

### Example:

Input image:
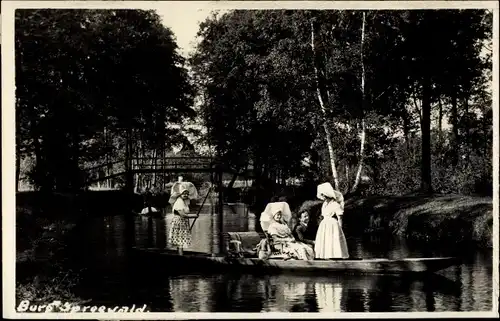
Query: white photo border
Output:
[[2, 1, 499, 319]]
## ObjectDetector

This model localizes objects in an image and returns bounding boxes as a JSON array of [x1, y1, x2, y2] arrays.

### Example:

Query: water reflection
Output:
[[314, 282, 342, 312], [69, 212, 493, 312], [132, 203, 253, 252], [154, 272, 479, 312], [169, 277, 213, 312]]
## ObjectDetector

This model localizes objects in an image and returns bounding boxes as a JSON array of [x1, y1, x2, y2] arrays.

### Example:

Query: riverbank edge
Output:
[[16, 191, 494, 250], [297, 194, 493, 249], [346, 194, 493, 248]]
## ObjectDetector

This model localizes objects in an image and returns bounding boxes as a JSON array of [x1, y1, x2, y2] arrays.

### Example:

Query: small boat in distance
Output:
[[139, 207, 159, 215], [133, 207, 163, 218]]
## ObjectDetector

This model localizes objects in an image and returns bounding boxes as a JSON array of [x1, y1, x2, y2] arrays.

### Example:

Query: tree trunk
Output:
[[71, 131, 81, 192], [403, 119, 411, 153], [438, 97, 443, 142], [33, 136, 43, 191], [310, 19, 340, 189], [351, 12, 367, 194], [125, 127, 134, 195], [463, 95, 470, 164], [450, 89, 459, 166], [352, 118, 366, 192], [420, 77, 433, 194], [153, 148, 158, 188], [104, 126, 110, 189], [345, 163, 350, 191]]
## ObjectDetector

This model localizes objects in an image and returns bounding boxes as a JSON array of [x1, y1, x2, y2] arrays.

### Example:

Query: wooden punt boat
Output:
[[131, 247, 461, 275]]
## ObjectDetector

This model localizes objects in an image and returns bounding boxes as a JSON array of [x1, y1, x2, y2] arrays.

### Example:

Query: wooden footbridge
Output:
[[83, 155, 247, 255], [81, 155, 254, 194], [83, 156, 219, 185]]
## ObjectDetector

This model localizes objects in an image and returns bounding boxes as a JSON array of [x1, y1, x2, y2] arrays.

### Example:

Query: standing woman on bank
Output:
[[168, 186, 193, 255], [314, 182, 349, 259]]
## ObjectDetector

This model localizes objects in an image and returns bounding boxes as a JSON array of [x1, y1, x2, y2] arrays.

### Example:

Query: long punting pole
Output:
[[218, 168, 224, 256], [189, 186, 212, 231]]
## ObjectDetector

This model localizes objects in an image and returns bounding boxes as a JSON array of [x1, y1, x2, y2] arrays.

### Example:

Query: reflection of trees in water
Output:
[[342, 287, 367, 312], [169, 276, 213, 312], [133, 216, 166, 249], [425, 250, 491, 311], [457, 251, 492, 311], [127, 268, 174, 312], [137, 271, 482, 312], [366, 276, 397, 312], [288, 284, 318, 312], [80, 213, 492, 312], [152, 263, 487, 313], [210, 274, 264, 312], [352, 234, 414, 259]]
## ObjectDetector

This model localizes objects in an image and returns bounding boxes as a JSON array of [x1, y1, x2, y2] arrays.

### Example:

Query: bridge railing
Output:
[[81, 156, 219, 187], [131, 156, 215, 171], [82, 159, 125, 186]]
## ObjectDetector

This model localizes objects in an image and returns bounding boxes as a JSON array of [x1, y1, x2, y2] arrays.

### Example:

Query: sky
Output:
[[155, 4, 225, 58]]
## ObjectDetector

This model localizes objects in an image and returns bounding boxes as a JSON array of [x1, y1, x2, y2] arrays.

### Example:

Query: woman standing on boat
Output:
[[168, 186, 192, 255], [314, 182, 349, 259]]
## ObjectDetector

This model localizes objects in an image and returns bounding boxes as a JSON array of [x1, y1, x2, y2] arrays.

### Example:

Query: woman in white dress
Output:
[[314, 182, 349, 259]]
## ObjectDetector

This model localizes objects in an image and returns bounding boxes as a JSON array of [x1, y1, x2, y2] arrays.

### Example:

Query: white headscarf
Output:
[[317, 182, 344, 210], [170, 186, 190, 213], [260, 202, 292, 232]]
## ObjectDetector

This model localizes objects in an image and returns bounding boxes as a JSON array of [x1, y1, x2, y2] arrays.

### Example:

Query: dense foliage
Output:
[[16, 9, 195, 192], [15, 9, 492, 198], [190, 9, 492, 197]]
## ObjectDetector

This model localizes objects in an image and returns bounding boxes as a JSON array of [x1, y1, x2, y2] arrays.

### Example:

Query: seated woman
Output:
[[267, 210, 315, 261], [293, 211, 315, 247]]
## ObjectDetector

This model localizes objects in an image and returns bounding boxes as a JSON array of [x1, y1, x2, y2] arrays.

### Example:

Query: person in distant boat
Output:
[[314, 182, 349, 259], [140, 187, 158, 215], [267, 209, 315, 261], [144, 187, 152, 206], [293, 211, 315, 247], [168, 187, 192, 255]]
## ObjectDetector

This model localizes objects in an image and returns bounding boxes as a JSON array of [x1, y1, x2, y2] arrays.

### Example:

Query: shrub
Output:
[[16, 206, 87, 309], [16, 269, 89, 310]]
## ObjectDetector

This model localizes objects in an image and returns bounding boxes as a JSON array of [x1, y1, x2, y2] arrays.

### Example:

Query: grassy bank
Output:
[[15, 190, 143, 309], [298, 194, 493, 248], [16, 205, 90, 309]]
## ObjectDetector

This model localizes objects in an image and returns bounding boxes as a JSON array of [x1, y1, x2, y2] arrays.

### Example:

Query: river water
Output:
[[66, 209, 493, 313]]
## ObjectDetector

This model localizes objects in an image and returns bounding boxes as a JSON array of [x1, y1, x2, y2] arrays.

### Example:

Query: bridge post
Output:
[[124, 141, 134, 195], [211, 167, 224, 257], [123, 138, 135, 252]]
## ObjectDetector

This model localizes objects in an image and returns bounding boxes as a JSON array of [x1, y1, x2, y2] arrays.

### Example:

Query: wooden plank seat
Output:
[[223, 231, 289, 259]]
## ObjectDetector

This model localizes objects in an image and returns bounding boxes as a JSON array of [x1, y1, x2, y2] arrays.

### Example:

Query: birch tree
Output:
[[310, 18, 340, 190], [351, 11, 366, 192]]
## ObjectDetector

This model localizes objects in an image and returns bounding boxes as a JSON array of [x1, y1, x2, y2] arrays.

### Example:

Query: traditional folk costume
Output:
[[263, 203, 315, 261], [314, 183, 349, 259], [168, 187, 192, 249]]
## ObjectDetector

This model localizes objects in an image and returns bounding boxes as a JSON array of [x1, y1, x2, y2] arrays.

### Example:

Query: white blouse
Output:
[[172, 197, 190, 215], [321, 200, 344, 219]]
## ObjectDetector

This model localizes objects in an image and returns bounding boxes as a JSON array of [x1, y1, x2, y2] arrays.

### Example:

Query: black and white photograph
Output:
[[2, 0, 499, 317]]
